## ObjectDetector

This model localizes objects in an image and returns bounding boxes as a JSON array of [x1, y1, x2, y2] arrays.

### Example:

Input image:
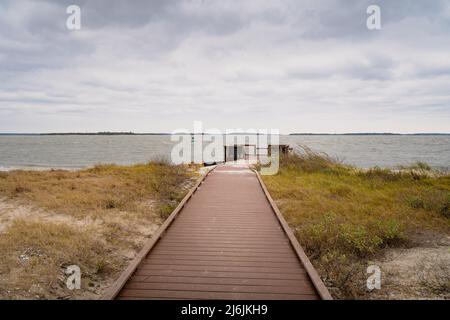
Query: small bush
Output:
[[329, 184, 354, 197], [316, 250, 367, 298], [408, 196, 425, 209], [300, 214, 404, 258], [280, 145, 344, 174], [158, 202, 177, 219], [399, 161, 432, 171], [406, 190, 450, 216], [360, 167, 403, 182], [10, 185, 31, 197], [441, 200, 450, 218], [149, 156, 171, 166], [102, 198, 123, 210], [415, 162, 432, 171]]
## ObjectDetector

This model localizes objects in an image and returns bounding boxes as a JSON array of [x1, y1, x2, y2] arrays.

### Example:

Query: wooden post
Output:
[[224, 145, 227, 163]]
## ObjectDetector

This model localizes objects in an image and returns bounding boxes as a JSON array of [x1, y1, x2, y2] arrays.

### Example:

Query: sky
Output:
[[0, 0, 449, 134]]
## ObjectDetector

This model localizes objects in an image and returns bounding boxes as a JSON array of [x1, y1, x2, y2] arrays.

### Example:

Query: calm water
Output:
[[0, 135, 449, 170]]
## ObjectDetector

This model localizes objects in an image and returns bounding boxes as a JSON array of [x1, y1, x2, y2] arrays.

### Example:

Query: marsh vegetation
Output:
[[261, 148, 450, 299]]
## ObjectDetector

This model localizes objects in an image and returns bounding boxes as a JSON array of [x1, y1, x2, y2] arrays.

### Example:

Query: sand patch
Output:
[[0, 198, 88, 232], [368, 235, 450, 299]]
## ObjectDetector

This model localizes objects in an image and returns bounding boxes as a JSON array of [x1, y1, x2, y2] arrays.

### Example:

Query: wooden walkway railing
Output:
[[103, 164, 332, 300]]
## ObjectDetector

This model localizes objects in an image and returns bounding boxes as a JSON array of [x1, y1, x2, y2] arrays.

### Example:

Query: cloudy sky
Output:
[[1, 0, 449, 133]]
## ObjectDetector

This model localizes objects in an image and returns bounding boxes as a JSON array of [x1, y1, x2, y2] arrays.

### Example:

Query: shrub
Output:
[[278, 145, 346, 174], [158, 202, 177, 219], [408, 196, 425, 209], [441, 200, 450, 218], [359, 167, 403, 182]]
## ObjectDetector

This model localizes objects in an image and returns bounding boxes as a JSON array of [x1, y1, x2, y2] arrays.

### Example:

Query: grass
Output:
[[0, 161, 196, 220], [397, 161, 432, 172], [0, 219, 111, 299], [0, 161, 197, 299], [261, 147, 450, 299]]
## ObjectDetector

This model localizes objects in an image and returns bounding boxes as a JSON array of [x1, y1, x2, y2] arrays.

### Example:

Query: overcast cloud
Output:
[[0, 0, 449, 133]]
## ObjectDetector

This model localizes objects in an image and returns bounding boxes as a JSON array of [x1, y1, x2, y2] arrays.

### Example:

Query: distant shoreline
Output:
[[289, 133, 450, 136], [0, 132, 449, 136]]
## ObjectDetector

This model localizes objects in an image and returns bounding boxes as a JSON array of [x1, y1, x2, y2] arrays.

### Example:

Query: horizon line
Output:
[[0, 132, 449, 136]]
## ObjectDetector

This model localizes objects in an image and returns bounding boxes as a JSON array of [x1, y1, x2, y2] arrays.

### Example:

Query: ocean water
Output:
[[0, 135, 449, 170]]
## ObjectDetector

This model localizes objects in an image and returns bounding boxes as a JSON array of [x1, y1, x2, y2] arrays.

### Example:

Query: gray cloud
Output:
[[0, 0, 449, 133]]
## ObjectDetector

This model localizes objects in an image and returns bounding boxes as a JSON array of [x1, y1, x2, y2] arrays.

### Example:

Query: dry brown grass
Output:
[[0, 219, 112, 299], [261, 149, 450, 299], [0, 162, 196, 219], [0, 162, 197, 299]]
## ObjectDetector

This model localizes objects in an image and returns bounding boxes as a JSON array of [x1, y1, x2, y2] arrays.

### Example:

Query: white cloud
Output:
[[0, 0, 449, 133]]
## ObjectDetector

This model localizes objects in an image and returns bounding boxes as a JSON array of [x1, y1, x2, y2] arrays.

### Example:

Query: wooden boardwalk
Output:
[[105, 164, 331, 300]]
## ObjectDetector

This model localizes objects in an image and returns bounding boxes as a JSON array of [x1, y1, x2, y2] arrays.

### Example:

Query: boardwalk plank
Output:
[[118, 289, 318, 300], [128, 275, 313, 287], [124, 282, 316, 295], [133, 269, 308, 280]]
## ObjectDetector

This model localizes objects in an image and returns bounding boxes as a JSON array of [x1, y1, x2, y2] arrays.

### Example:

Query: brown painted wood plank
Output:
[[136, 264, 304, 274], [141, 259, 302, 268], [123, 282, 316, 295], [157, 239, 291, 246], [157, 240, 290, 246], [128, 275, 313, 287], [153, 243, 292, 251], [147, 253, 299, 262], [150, 248, 295, 257], [166, 229, 284, 235], [118, 289, 318, 300], [169, 224, 281, 230], [133, 269, 308, 280], [153, 244, 293, 252]]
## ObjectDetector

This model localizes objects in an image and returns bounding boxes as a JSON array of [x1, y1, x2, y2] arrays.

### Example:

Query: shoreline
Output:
[[1, 162, 449, 174], [0, 166, 86, 172], [1, 133, 450, 136]]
